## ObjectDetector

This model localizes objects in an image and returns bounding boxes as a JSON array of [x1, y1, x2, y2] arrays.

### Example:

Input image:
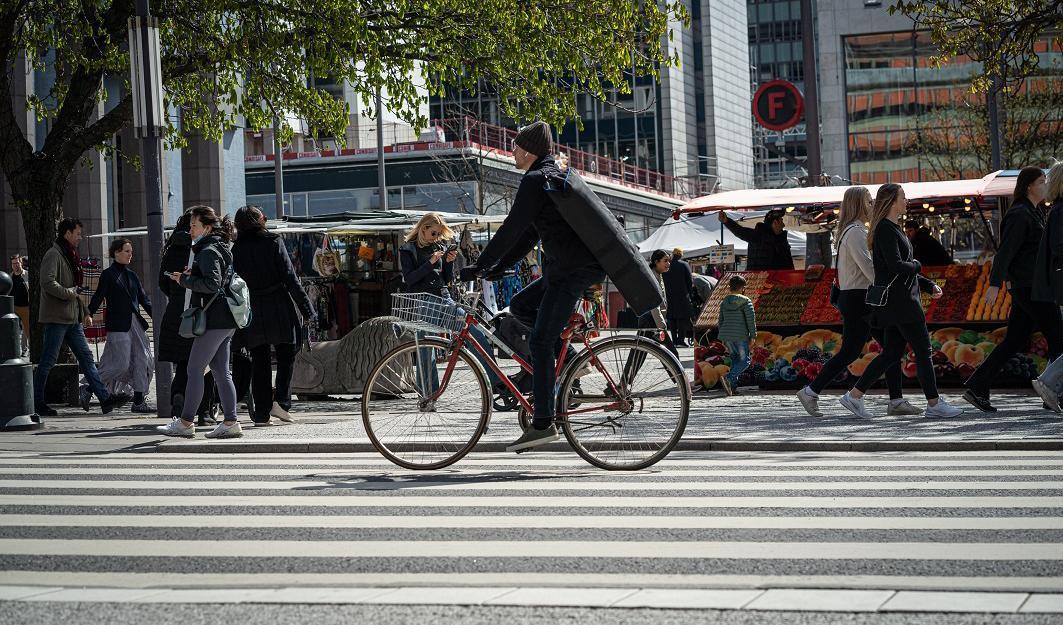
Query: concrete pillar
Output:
[[181, 129, 246, 217]]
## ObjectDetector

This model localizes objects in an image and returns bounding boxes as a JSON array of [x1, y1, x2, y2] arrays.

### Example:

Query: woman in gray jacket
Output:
[[156, 206, 242, 439]]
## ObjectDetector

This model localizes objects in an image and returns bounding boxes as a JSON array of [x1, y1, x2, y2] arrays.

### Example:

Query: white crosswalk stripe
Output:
[[0, 450, 1061, 612]]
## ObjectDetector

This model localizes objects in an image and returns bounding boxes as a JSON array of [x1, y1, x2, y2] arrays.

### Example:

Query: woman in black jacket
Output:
[[157, 205, 242, 439], [838, 184, 963, 419], [964, 166, 1063, 412], [86, 238, 154, 413], [232, 206, 315, 426], [1032, 162, 1063, 413]]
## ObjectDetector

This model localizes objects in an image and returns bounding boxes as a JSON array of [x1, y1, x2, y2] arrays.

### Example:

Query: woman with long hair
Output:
[[837, 184, 963, 418], [157, 205, 243, 439], [85, 238, 154, 413], [964, 166, 1063, 411], [232, 205, 316, 426], [1031, 162, 1063, 413], [797, 187, 917, 416]]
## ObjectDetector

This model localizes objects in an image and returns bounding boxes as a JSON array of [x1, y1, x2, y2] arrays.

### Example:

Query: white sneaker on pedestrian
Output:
[[839, 392, 872, 418], [797, 386, 823, 417], [887, 398, 923, 416], [156, 419, 195, 438], [1032, 378, 1061, 414], [269, 401, 295, 423], [925, 397, 963, 418], [205, 421, 244, 439]]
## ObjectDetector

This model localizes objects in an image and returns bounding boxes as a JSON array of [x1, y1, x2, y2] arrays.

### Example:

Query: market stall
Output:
[[681, 172, 1051, 391]]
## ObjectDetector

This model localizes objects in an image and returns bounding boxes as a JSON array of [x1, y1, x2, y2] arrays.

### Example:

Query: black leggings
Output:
[[854, 321, 938, 400], [809, 290, 903, 399]]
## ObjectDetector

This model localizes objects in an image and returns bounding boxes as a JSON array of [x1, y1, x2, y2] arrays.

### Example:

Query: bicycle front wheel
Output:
[[362, 336, 490, 470], [557, 336, 689, 470]]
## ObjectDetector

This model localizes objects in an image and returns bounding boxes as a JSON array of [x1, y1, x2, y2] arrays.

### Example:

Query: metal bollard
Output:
[[0, 271, 38, 430]]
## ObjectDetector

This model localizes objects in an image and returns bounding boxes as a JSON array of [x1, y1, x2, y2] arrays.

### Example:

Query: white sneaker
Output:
[[156, 419, 195, 438], [797, 386, 823, 417], [925, 397, 963, 418], [269, 401, 295, 423], [1032, 379, 1061, 414], [205, 421, 244, 439], [839, 392, 872, 418], [887, 399, 923, 416]]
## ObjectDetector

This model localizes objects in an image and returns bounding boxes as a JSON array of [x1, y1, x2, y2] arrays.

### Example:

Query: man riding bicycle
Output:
[[461, 121, 615, 452]]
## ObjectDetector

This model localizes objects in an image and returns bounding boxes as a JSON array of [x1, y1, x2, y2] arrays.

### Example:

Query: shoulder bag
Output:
[[865, 274, 898, 307]]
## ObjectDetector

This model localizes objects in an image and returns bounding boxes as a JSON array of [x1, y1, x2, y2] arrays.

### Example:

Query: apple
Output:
[[902, 359, 919, 378]]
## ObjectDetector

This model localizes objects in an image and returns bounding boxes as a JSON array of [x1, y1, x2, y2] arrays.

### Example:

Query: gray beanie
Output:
[[514, 121, 553, 158]]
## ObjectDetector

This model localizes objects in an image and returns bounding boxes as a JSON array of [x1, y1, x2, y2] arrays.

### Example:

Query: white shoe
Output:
[[1032, 379, 1061, 414], [156, 419, 195, 438], [839, 392, 872, 418], [925, 397, 963, 418], [887, 399, 923, 416], [270, 401, 295, 423], [797, 386, 823, 417], [205, 421, 244, 439]]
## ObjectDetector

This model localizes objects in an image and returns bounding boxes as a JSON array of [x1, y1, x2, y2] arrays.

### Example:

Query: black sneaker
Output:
[[36, 403, 57, 417], [79, 386, 91, 412], [962, 389, 997, 413], [506, 424, 560, 452]]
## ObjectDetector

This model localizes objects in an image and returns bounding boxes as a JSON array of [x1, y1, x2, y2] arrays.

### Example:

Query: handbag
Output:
[[865, 274, 898, 307], [178, 289, 224, 339]]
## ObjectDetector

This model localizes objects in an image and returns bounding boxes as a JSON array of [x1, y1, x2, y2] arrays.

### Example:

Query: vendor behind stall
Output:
[[904, 221, 953, 266], [718, 209, 794, 270]]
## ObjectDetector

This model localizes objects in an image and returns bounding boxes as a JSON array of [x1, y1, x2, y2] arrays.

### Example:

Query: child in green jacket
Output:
[[716, 275, 756, 395]]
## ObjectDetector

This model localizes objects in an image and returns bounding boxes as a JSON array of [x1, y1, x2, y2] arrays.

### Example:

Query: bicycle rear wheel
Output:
[[557, 336, 689, 470], [362, 336, 490, 469]]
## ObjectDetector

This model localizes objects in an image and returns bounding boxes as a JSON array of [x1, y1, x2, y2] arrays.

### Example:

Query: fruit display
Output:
[[924, 264, 980, 323], [966, 261, 1011, 321], [754, 284, 816, 325], [801, 270, 842, 325], [695, 271, 769, 327]]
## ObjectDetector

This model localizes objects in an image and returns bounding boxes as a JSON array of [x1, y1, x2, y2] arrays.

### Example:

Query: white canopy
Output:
[[638, 211, 807, 258]]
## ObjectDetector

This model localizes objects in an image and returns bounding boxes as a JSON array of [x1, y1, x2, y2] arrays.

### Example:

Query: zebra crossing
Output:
[[0, 449, 1062, 613]]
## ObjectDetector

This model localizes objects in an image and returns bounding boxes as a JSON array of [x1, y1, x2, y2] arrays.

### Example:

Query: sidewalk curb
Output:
[[155, 438, 1063, 454]]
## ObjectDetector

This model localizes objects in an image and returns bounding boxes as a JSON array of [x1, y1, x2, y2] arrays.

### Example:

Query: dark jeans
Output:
[[854, 321, 938, 400], [966, 287, 1063, 397], [249, 343, 297, 422], [809, 290, 904, 399], [509, 266, 606, 422], [34, 323, 109, 405], [667, 315, 690, 346]]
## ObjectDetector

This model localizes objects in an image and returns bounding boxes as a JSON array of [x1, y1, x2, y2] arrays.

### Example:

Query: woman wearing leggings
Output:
[[157, 205, 243, 439], [797, 187, 918, 417], [838, 184, 963, 419]]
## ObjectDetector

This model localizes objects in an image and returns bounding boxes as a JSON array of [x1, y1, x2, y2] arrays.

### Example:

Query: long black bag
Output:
[[543, 169, 663, 316]]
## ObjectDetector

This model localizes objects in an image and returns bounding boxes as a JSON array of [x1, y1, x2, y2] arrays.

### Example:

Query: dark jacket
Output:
[[662, 256, 694, 318], [909, 228, 953, 267], [178, 233, 236, 330], [399, 240, 453, 297], [232, 228, 315, 348], [475, 155, 597, 276], [1033, 198, 1063, 305], [12, 273, 28, 307], [723, 219, 794, 270], [869, 219, 937, 326], [88, 263, 151, 332], [158, 229, 194, 362], [990, 198, 1047, 289]]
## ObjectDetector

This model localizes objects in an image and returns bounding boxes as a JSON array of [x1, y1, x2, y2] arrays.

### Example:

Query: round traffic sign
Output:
[[752, 80, 804, 131]]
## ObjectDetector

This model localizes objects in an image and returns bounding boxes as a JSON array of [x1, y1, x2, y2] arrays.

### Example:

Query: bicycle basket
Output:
[[389, 292, 466, 334]]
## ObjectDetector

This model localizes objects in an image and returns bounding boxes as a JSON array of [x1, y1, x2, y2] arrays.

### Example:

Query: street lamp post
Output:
[[128, 0, 170, 415]]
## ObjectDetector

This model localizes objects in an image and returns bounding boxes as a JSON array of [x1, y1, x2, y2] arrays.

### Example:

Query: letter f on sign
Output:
[[768, 92, 785, 120]]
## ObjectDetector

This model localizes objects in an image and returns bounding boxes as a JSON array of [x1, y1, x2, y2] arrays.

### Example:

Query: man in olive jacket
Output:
[[34, 218, 121, 417]]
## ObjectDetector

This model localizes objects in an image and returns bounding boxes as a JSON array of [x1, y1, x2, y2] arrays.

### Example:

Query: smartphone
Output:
[[445, 244, 459, 253]]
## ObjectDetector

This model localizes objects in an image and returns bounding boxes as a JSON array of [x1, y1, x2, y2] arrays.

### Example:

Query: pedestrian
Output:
[[85, 238, 154, 413], [232, 205, 315, 426], [1032, 161, 1063, 413], [33, 218, 125, 416], [836, 184, 962, 418], [662, 247, 695, 346], [156, 205, 243, 439], [158, 211, 216, 425], [963, 166, 1062, 412], [903, 221, 953, 266], [718, 209, 794, 270], [797, 187, 919, 417], [10, 254, 29, 355], [716, 274, 755, 396]]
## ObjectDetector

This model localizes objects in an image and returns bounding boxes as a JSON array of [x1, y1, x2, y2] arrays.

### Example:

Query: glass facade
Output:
[[844, 31, 1062, 183], [247, 181, 480, 219]]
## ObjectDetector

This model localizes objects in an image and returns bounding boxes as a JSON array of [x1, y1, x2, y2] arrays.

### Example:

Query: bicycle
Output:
[[361, 286, 690, 471]]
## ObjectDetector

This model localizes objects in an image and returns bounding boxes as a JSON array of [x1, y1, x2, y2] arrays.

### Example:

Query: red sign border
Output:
[[752, 80, 804, 132]]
